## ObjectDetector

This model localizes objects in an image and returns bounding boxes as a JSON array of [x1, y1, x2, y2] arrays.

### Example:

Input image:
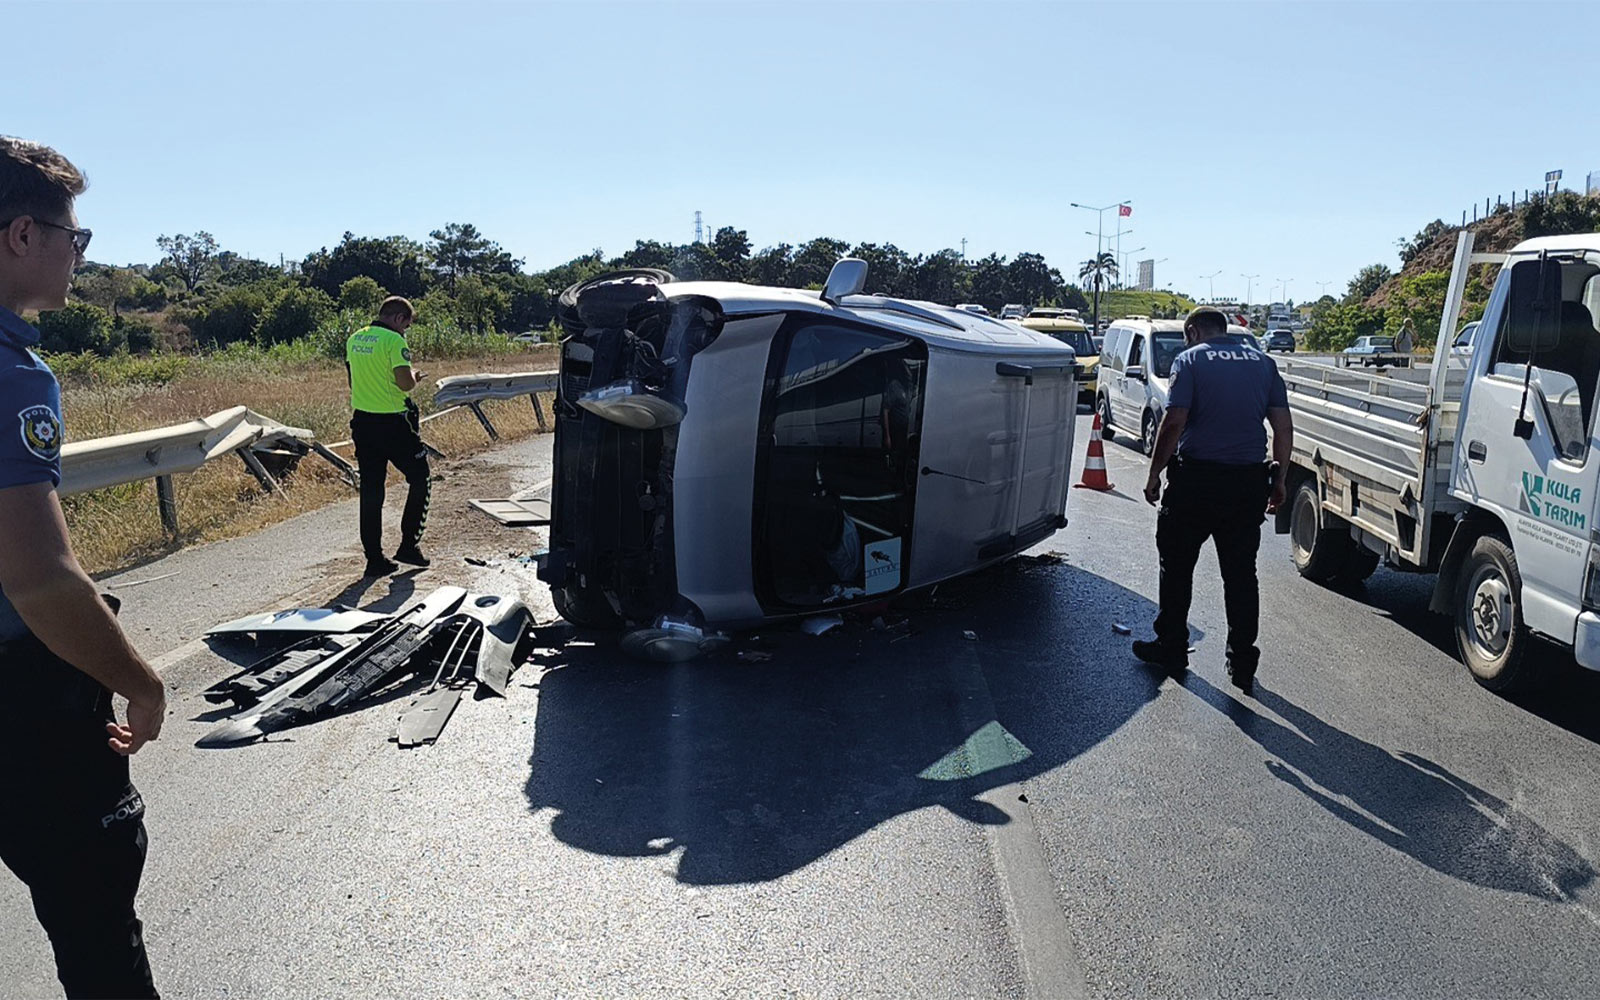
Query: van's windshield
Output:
[[1151, 332, 1188, 377]]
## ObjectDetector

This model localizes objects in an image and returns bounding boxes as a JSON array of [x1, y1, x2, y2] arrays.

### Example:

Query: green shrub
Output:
[[256, 286, 334, 345], [338, 276, 386, 315], [36, 302, 122, 355], [113, 313, 161, 353], [191, 286, 270, 346]]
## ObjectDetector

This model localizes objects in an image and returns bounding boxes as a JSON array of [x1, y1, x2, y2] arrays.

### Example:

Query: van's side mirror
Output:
[[1126, 365, 1146, 382]]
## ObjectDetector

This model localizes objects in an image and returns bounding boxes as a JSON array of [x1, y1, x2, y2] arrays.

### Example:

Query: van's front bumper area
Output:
[[1573, 612, 1600, 672]]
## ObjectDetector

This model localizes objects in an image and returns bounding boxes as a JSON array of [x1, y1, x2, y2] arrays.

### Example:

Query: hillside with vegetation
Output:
[[1305, 191, 1600, 351]]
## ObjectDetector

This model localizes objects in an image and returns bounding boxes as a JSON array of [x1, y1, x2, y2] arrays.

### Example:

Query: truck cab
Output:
[[1278, 231, 1600, 692]]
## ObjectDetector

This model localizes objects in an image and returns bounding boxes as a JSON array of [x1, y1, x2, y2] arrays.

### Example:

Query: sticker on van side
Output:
[[864, 538, 903, 595]]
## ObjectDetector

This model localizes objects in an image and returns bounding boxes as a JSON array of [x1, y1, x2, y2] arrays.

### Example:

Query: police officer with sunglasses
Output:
[[0, 136, 163, 998]]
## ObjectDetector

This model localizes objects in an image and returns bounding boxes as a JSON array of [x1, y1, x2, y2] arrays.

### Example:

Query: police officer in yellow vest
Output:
[[347, 297, 430, 576]]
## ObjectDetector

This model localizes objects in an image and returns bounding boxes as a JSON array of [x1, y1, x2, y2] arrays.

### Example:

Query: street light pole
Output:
[[1201, 270, 1223, 303], [1240, 273, 1260, 306], [1122, 246, 1146, 289], [1071, 200, 1129, 335]]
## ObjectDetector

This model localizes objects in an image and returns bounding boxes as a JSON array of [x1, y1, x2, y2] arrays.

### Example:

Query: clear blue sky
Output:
[[9, 0, 1597, 305]]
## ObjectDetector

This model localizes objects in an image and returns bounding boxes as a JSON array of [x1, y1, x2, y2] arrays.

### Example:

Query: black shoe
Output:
[[1226, 660, 1256, 695], [1131, 639, 1188, 675], [364, 556, 398, 577], [393, 545, 430, 568]]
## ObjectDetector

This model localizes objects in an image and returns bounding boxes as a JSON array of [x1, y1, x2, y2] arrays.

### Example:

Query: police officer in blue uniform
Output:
[[0, 137, 164, 998], [1133, 307, 1294, 694]]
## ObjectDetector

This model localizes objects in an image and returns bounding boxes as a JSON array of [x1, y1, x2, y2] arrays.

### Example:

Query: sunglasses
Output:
[[0, 217, 93, 255]]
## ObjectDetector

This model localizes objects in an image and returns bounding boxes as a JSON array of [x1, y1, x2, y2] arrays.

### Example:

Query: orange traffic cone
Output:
[[1075, 412, 1115, 491]]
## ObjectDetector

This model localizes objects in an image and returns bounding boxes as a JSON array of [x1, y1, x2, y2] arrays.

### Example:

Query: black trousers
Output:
[[351, 407, 431, 561], [0, 636, 158, 999], [1152, 459, 1270, 671]]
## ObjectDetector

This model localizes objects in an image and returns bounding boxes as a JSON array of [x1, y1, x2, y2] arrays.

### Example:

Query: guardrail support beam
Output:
[[155, 475, 179, 537], [467, 402, 499, 441], [236, 447, 283, 496], [528, 393, 548, 432]]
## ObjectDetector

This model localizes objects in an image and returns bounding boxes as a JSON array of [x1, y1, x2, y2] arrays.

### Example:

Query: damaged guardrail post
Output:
[[528, 393, 548, 432], [155, 474, 179, 537], [466, 402, 499, 442], [236, 447, 283, 496]]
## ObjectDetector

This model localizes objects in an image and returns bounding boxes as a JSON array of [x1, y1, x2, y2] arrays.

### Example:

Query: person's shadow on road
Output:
[[1188, 674, 1597, 901], [523, 556, 1171, 885]]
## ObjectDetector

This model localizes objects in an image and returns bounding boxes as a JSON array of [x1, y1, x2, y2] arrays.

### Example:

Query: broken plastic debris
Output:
[[962, 630, 978, 641], [736, 650, 774, 664], [800, 615, 844, 636], [1111, 623, 1132, 636]]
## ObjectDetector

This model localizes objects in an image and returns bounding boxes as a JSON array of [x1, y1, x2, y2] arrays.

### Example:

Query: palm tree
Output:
[[1079, 252, 1118, 333], [1078, 252, 1118, 289]]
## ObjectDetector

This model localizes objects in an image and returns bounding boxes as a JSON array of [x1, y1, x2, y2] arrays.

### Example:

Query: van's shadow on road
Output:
[[524, 553, 1598, 896], [524, 557, 1168, 885]]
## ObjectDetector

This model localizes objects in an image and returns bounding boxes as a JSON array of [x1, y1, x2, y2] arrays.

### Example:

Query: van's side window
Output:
[[1103, 329, 1126, 371], [1127, 332, 1144, 370]]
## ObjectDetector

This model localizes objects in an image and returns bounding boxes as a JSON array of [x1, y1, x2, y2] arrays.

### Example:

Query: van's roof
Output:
[[661, 280, 1076, 356]]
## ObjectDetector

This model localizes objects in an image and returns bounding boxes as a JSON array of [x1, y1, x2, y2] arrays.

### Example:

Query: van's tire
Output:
[[1140, 411, 1157, 456], [553, 585, 621, 630], [1096, 394, 1114, 439], [1337, 545, 1381, 584], [1453, 535, 1533, 692], [1289, 481, 1350, 583]]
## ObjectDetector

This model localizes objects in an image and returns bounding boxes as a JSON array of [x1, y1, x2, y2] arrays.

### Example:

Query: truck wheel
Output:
[[1140, 411, 1157, 456], [1453, 535, 1533, 692], [1337, 545, 1381, 584], [1096, 394, 1114, 439], [1289, 481, 1350, 583], [553, 585, 621, 629]]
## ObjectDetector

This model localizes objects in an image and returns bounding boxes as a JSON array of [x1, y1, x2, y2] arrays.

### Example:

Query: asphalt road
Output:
[[4, 417, 1600, 999]]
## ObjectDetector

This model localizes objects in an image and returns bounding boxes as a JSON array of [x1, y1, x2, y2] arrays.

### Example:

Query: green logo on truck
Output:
[[1520, 471, 1586, 530]]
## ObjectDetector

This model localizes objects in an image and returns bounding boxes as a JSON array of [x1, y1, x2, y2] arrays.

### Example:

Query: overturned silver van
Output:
[[540, 261, 1080, 658]]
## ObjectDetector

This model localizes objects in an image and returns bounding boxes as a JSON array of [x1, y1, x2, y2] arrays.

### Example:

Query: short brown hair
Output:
[[1184, 306, 1228, 339], [0, 136, 87, 222], [378, 296, 415, 322]]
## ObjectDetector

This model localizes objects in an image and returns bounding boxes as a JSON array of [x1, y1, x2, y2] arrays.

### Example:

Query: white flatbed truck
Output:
[[1277, 231, 1600, 691]]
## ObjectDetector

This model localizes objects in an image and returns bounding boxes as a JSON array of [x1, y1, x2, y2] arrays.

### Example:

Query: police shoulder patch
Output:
[[19, 404, 61, 462], [401, 347, 413, 363]]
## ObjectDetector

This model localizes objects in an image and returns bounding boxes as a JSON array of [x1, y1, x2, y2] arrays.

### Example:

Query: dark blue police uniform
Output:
[[1152, 335, 1289, 676], [0, 305, 159, 998]]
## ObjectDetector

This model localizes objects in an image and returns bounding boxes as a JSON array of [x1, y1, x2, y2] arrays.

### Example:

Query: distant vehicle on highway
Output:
[[1025, 306, 1083, 322], [1451, 320, 1480, 356], [1339, 335, 1405, 367], [1094, 318, 1189, 454], [954, 303, 991, 316], [1265, 330, 1296, 353], [999, 303, 1027, 320], [1021, 315, 1098, 402]]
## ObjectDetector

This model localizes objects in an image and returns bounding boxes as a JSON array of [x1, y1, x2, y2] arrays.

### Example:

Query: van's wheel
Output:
[[1337, 545, 1381, 584], [553, 585, 621, 629], [1140, 411, 1157, 456], [1454, 535, 1533, 692], [1096, 394, 1114, 439], [1289, 481, 1350, 583]]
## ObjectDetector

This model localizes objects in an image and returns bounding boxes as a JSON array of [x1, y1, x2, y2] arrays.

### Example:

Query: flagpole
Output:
[[1070, 200, 1130, 336]]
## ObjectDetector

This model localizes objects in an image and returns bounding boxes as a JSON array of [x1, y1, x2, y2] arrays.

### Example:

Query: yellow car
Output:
[[1020, 316, 1098, 401]]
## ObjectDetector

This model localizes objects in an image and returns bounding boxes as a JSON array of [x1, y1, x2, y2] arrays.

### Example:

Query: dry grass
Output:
[[62, 346, 559, 574]]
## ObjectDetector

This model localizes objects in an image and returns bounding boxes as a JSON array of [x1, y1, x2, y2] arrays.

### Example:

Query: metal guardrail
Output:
[[61, 406, 356, 537], [431, 370, 559, 441]]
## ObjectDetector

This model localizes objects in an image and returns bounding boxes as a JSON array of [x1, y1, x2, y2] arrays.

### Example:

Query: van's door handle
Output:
[[1467, 440, 1488, 463]]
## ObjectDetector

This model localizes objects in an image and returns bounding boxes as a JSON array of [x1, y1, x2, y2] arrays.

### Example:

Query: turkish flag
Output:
[[1118, 204, 1132, 217]]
